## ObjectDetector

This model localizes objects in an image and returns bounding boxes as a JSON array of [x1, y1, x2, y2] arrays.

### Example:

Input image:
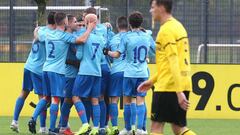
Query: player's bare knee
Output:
[[38, 95, 43, 99], [91, 98, 99, 105], [52, 96, 60, 104], [99, 95, 105, 100], [123, 96, 131, 104], [110, 97, 119, 103], [72, 96, 80, 103], [171, 124, 186, 135], [64, 98, 73, 104], [151, 121, 164, 133], [20, 90, 29, 99], [136, 96, 145, 105], [43, 96, 51, 102]]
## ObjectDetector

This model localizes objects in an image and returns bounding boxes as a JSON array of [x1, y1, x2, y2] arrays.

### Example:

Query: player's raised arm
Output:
[[75, 14, 97, 44], [33, 27, 40, 40]]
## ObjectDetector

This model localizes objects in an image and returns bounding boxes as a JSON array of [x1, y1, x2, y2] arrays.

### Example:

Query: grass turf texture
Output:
[[0, 117, 239, 135]]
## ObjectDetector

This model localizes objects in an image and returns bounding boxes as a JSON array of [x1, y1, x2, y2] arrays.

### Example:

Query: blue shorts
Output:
[[64, 77, 76, 98], [101, 64, 110, 95], [42, 71, 66, 97], [123, 77, 148, 97], [22, 68, 43, 95], [72, 75, 101, 98], [108, 72, 124, 97]]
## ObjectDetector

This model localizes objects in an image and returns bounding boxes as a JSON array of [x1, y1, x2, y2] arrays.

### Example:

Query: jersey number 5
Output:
[[32, 42, 39, 53]]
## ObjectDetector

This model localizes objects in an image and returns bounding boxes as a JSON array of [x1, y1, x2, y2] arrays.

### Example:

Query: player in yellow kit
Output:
[[138, 0, 196, 135]]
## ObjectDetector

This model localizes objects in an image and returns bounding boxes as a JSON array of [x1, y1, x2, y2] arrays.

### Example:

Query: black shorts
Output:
[[151, 91, 189, 127]]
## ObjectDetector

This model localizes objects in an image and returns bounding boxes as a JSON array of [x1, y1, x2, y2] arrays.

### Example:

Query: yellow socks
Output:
[[150, 133, 164, 135], [179, 129, 197, 135]]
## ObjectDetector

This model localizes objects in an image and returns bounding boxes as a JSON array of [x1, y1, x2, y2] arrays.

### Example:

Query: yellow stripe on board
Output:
[[1, 63, 240, 119]]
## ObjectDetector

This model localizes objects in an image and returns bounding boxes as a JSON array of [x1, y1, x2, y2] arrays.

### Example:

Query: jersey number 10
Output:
[[133, 46, 147, 63]]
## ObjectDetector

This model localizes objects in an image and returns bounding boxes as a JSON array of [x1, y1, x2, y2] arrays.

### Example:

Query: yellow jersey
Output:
[[150, 17, 191, 92]]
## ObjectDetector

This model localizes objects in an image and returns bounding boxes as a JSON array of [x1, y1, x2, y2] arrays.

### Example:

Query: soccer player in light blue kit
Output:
[[107, 16, 128, 135], [28, 12, 96, 134], [82, 8, 115, 134], [140, 27, 156, 135], [59, 14, 79, 135], [10, 11, 56, 134], [103, 11, 150, 135], [72, 14, 105, 135]]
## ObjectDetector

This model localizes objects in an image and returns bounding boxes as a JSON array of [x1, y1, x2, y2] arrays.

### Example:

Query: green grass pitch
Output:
[[0, 117, 240, 135]]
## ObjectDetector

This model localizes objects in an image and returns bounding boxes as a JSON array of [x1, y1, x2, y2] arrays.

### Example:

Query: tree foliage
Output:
[[34, 0, 48, 26]]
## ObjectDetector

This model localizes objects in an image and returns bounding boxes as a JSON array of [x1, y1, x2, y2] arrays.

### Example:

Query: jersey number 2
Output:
[[48, 41, 55, 58]]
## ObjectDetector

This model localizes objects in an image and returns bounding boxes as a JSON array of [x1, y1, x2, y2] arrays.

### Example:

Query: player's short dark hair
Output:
[[128, 11, 143, 29], [54, 12, 67, 25], [150, 0, 172, 13], [84, 7, 97, 15], [47, 11, 56, 25], [117, 16, 128, 30], [67, 14, 75, 23], [77, 15, 84, 22]]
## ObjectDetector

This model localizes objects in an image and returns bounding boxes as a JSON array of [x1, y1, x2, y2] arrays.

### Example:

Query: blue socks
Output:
[[92, 104, 100, 127], [143, 103, 147, 131], [74, 101, 88, 124], [137, 104, 146, 129], [82, 99, 92, 122], [124, 104, 131, 131], [99, 100, 106, 128], [49, 103, 59, 130], [13, 97, 25, 121], [32, 98, 48, 121], [109, 103, 118, 127], [39, 106, 47, 127], [60, 102, 73, 128], [131, 103, 136, 127]]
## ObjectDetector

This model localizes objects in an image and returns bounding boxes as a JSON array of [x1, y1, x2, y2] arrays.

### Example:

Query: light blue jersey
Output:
[[96, 23, 114, 65], [74, 27, 86, 36], [76, 30, 105, 77], [43, 30, 77, 75], [24, 26, 52, 75], [96, 24, 108, 41], [146, 30, 156, 58], [76, 24, 114, 65], [118, 30, 150, 78], [65, 44, 78, 78], [109, 32, 127, 74]]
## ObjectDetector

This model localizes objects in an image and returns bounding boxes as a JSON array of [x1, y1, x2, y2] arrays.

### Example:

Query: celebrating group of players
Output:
[[10, 5, 155, 135], [10, 0, 199, 134]]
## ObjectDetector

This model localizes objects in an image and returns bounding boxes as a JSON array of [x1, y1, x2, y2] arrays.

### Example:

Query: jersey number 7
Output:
[[91, 43, 100, 60]]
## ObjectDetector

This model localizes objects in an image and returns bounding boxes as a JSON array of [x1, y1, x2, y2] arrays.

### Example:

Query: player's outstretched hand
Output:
[[137, 80, 153, 93], [177, 92, 190, 111], [103, 47, 109, 55]]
